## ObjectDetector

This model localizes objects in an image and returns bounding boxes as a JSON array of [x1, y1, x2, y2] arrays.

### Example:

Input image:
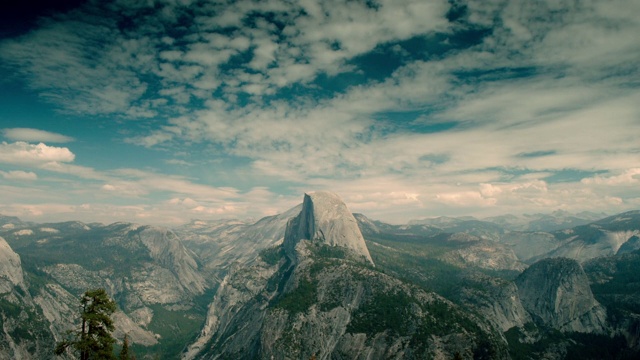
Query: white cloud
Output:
[[1, 0, 639, 223], [127, 132, 175, 148], [0, 141, 75, 165], [39, 162, 104, 180], [435, 191, 497, 207], [2, 128, 74, 143], [167, 197, 199, 207], [0, 0, 451, 118], [99, 182, 150, 197], [0, 203, 76, 218], [0, 184, 298, 226], [582, 168, 640, 186], [167, 197, 244, 216], [191, 204, 242, 215], [0, 13, 154, 117], [0, 170, 38, 181], [165, 158, 193, 166]]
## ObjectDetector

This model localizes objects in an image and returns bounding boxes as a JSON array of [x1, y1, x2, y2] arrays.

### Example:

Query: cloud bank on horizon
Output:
[[0, 0, 638, 225]]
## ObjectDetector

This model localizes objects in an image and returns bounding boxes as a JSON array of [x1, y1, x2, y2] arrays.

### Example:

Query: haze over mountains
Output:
[[1, 192, 640, 359]]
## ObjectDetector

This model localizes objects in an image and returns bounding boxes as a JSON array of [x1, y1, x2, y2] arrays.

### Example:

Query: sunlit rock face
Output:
[[0, 237, 56, 359], [516, 257, 607, 333], [458, 274, 532, 332], [0, 236, 24, 290], [136, 226, 207, 297], [284, 191, 374, 265]]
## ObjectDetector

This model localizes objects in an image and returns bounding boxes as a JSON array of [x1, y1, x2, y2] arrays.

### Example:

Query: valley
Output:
[[1, 193, 639, 359]]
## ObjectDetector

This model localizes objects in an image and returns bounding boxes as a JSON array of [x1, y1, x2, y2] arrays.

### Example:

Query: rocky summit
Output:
[[284, 191, 374, 265]]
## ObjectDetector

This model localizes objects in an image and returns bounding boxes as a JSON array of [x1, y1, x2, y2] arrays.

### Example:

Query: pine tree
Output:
[[119, 334, 130, 360], [55, 288, 117, 360]]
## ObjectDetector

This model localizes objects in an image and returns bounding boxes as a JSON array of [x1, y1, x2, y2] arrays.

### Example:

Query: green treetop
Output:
[[55, 288, 117, 360]]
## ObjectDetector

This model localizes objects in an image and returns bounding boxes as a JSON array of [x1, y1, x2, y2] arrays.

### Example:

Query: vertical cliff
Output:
[[284, 191, 373, 265], [0, 236, 25, 291]]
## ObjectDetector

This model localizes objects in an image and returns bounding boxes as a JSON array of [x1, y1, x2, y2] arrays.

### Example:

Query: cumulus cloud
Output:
[[0, 141, 75, 165], [582, 168, 640, 186]]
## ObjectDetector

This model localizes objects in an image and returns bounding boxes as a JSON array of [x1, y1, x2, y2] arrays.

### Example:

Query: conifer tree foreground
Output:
[[54, 288, 117, 360], [119, 334, 130, 360]]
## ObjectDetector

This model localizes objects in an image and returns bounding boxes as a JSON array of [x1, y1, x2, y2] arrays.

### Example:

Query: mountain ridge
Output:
[[0, 202, 639, 359]]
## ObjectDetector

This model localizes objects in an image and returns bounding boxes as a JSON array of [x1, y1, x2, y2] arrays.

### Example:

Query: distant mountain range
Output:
[[1, 195, 639, 359], [409, 210, 609, 232]]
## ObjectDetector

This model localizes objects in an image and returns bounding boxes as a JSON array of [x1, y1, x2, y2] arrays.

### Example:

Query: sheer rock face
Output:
[[459, 275, 531, 332], [515, 257, 607, 333], [617, 235, 640, 255], [284, 192, 374, 265], [137, 226, 207, 296], [0, 236, 24, 290]]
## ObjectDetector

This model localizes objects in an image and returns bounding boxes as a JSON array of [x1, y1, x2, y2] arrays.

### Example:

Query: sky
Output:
[[0, 0, 639, 226]]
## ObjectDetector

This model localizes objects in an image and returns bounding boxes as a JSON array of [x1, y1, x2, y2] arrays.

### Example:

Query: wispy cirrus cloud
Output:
[[2, 128, 74, 143], [0, 170, 37, 180]]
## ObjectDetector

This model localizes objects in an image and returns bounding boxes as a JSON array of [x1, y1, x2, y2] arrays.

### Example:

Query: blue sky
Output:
[[0, 0, 639, 225]]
